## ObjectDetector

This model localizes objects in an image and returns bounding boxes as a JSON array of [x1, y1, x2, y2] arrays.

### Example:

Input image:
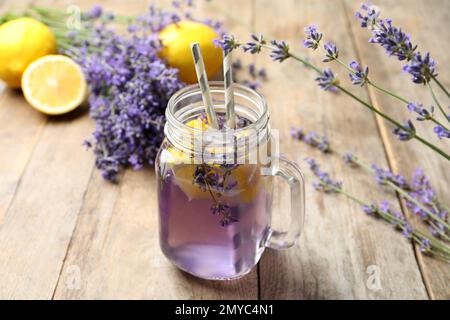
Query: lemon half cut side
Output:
[[22, 55, 87, 115]]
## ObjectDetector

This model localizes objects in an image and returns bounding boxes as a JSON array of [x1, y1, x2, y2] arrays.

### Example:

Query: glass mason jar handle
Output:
[[266, 156, 305, 249]]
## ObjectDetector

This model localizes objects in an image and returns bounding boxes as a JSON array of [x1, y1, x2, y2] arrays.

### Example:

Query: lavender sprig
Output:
[[434, 125, 450, 139], [270, 40, 290, 62], [407, 103, 434, 121], [403, 52, 437, 85], [193, 164, 239, 227], [315, 69, 339, 91], [303, 25, 323, 50], [305, 26, 450, 136], [355, 3, 450, 108], [305, 158, 450, 259], [305, 157, 342, 192], [428, 83, 450, 126], [305, 24, 449, 133], [293, 129, 450, 241], [392, 120, 416, 141], [348, 61, 369, 86]]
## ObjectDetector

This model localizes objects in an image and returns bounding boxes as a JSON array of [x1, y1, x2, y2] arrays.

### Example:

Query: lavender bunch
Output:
[[21, 3, 225, 181], [215, 32, 450, 161], [305, 157, 450, 260], [355, 3, 450, 124], [59, 7, 185, 181], [292, 128, 450, 243]]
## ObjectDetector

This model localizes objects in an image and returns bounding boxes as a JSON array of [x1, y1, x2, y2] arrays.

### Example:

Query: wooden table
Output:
[[0, 0, 449, 300]]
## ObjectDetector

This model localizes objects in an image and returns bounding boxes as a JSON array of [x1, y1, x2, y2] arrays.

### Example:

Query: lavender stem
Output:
[[261, 43, 323, 74], [324, 182, 450, 256], [343, 153, 450, 232], [332, 56, 450, 131], [305, 136, 450, 232], [386, 180, 450, 232], [428, 83, 450, 125], [368, 80, 408, 104], [432, 75, 450, 99], [337, 86, 450, 162], [429, 220, 450, 242]]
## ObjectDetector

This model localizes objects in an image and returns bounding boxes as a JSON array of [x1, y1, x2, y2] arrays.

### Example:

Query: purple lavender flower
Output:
[[407, 103, 434, 121], [230, 59, 267, 89], [323, 42, 339, 62], [232, 58, 242, 70], [411, 169, 437, 204], [247, 63, 267, 80], [315, 69, 339, 91], [242, 34, 266, 54], [380, 200, 406, 226], [193, 164, 239, 226], [269, 40, 290, 62], [434, 125, 450, 139], [305, 158, 342, 193], [248, 64, 256, 77], [211, 203, 238, 227], [403, 52, 437, 84], [355, 3, 381, 28], [362, 203, 378, 216], [371, 164, 410, 189], [409, 169, 448, 223], [85, 5, 103, 19], [402, 223, 414, 239], [258, 68, 267, 79], [290, 127, 305, 140], [369, 18, 417, 61], [348, 61, 369, 86], [214, 34, 241, 54], [304, 132, 330, 153], [392, 120, 416, 141], [362, 200, 414, 235], [193, 165, 216, 192], [303, 24, 323, 50], [419, 238, 431, 253], [290, 128, 330, 153], [241, 80, 261, 91], [343, 152, 358, 165]]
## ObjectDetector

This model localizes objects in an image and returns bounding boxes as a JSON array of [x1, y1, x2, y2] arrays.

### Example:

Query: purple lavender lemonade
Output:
[[156, 115, 273, 279]]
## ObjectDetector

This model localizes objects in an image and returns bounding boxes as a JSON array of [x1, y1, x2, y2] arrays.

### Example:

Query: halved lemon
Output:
[[21, 55, 87, 115]]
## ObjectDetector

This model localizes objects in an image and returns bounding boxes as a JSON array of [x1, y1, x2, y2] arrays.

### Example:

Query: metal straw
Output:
[[190, 42, 219, 129], [223, 50, 236, 129]]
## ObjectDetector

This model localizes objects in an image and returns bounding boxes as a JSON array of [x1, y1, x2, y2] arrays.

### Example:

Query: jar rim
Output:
[[166, 81, 269, 133]]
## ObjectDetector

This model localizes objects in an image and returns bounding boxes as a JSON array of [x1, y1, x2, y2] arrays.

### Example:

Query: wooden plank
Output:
[[0, 90, 47, 223], [54, 0, 258, 299], [0, 0, 97, 299], [0, 1, 43, 224], [254, 0, 428, 299], [343, 0, 450, 299]]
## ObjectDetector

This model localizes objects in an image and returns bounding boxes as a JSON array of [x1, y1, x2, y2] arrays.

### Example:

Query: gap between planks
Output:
[[340, 0, 432, 299]]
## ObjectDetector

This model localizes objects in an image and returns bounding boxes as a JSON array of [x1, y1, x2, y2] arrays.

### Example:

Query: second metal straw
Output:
[[190, 42, 219, 129], [223, 50, 236, 129]]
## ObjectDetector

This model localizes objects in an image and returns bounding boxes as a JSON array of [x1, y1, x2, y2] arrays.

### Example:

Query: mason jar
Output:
[[156, 82, 305, 280]]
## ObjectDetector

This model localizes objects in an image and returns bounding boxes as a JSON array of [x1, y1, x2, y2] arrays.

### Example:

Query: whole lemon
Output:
[[159, 21, 222, 84], [0, 17, 56, 88]]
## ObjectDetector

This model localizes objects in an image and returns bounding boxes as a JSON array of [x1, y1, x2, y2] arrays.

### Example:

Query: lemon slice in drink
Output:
[[166, 117, 261, 202], [22, 55, 87, 115]]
